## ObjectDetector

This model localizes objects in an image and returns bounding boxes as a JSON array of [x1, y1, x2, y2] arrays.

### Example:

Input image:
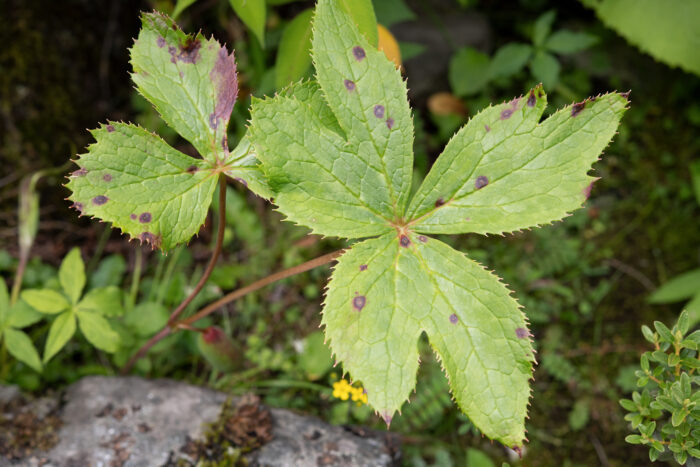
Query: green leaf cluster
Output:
[[248, 0, 627, 447], [620, 311, 700, 464], [21, 248, 121, 363], [449, 10, 598, 95]]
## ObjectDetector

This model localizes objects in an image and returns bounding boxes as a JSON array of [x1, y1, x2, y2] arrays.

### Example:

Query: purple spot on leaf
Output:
[[386, 117, 394, 129], [484, 124, 490, 132], [512, 446, 523, 459], [399, 235, 410, 247], [475, 176, 489, 189], [373, 105, 385, 119], [71, 202, 84, 213], [157, 36, 166, 48], [359, 264, 368, 271], [527, 90, 536, 107], [435, 197, 445, 207], [102, 174, 112, 182], [500, 108, 513, 120], [571, 101, 585, 117], [139, 232, 161, 249], [353, 295, 366, 311], [209, 47, 238, 138], [106, 125, 115, 132], [449, 314, 458, 324], [178, 37, 201, 63], [344, 79, 355, 91], [92, 195, 108, 205], [139, 212, 152, 223], [130, 214, 137, 220], [620, 90, 631, 100], [186, 165, 198, 174], [583, 181, 595, 199], [381, 411, 392, 426], [515, 328, 530, 339], [352, 46, 366, 61], [72, 168, 88, 177], [418, 235, 428, 243]]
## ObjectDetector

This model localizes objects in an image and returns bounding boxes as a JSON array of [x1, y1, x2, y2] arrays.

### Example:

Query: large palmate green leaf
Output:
[[582, 0, 700, 76], [67, 123, 218, 250], [246, 0, 627, 447], [68, 12, 270, 250]]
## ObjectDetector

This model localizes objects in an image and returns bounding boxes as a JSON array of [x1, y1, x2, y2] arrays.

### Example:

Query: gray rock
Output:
[[2, 376, 397, 467]]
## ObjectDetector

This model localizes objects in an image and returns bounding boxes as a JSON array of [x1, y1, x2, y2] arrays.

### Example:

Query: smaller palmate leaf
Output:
[[76, 311, 120, 353], [3, 328, 42, 372], [67, 123, 218, 250], [21, 289, 70, 314], [407, 87, 628, 235], [44, 311, 76, 363], [130, 11, 238, 161], [6, 300, 43, 329], [59, 248, 85, 305], [323, 233, 534, 447], [78, 286, 123, 317]]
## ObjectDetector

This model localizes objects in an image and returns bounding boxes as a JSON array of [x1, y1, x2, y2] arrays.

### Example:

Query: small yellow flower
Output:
[[332, 379, 352, 401], [332, 379, 368, 405]]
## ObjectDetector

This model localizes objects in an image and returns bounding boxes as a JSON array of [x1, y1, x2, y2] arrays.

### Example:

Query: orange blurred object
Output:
[[377, 24, 402, 69], [427, 92, 467, 117]]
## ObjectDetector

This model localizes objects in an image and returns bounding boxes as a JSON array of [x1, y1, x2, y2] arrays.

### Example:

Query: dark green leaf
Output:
[[532, 10, 556, 47], [229, 0, 266, 47], [449, 47, 491, 96], [545, 30, 598, 54], [275, 9, 314, 89], [489, 43, 532, 79], [530, 51, 560, 89], [649, 268, 700, 304]]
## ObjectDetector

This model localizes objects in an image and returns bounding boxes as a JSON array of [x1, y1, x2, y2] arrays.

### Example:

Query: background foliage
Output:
[[1, 0, 699, 465]]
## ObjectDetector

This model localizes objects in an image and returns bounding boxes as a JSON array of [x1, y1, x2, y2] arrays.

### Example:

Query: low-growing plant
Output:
[[620, 310, 700, 464], [57, 0, 627, 449], [449, 9, 598, 95]]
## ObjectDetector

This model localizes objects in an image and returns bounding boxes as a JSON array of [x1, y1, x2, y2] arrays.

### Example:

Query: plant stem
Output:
[[179, 249, 342, 327], [126, 247, 143, 313], [167, 175, 227, 326], [9, 250, 27, 306], [120, 249, 343, 374]]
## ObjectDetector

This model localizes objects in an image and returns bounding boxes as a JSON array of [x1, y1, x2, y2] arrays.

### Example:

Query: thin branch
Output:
[[180, 249, 343, 327], [167, 175, 227, 326], [121, 326, 172, 374], [121, 249, 344, 374]]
